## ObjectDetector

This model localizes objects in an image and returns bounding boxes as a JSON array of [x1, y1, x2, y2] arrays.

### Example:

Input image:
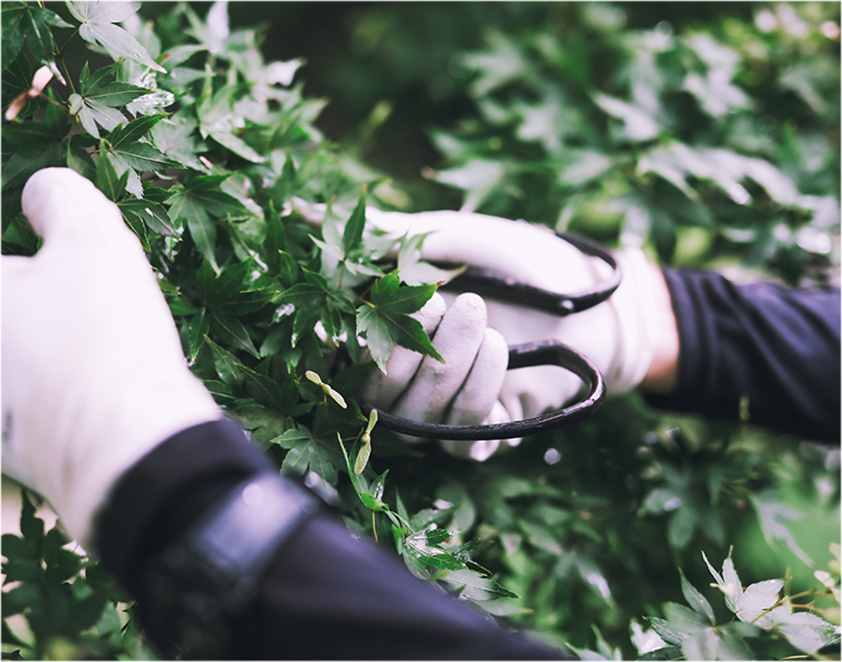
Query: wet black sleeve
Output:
[[644, 269, 840, 443], [97, 419, 564, 660]]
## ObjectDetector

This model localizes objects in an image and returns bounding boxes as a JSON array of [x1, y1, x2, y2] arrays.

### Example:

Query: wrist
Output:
[[639, 265, 679, 394]]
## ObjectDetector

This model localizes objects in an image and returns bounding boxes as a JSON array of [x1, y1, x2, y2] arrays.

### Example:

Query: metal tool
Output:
[[357, 231, 622, 440]]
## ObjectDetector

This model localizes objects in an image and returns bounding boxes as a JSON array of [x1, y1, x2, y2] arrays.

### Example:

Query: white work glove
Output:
[[358, 208, 661, 459], [2, 168, 221, 549], [357, 291, 512, 461]]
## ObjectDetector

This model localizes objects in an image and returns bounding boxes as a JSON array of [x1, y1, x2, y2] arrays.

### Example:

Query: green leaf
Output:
[[166, 176, 253, 268], [356, 304, 393, 372], [95, 146, 128, 202], [167, 188, 218, 272], [647, 617, 688, 647], [405, 528, 467, 571], [149, 112, 205, 170], [113, 140, 181, 174], [107, 114, 167, 149], [209, 311, 259, 358], [69, 62, 147, 139], [343, 186, 367, 254], [67, 1, 166, 73], [118, 195, 178, 236], [205, 335, 241, 388], [679, 569, 715, 625], [197, 83, 264, 163], [235, 362, 288, 412], [2, 3, 71, 66], [182, 308, 208, 361], [440, 568, 520, 600], [19, 491, 43, 548], [275, 428, 340, 484], [356, 272, 441, 372]]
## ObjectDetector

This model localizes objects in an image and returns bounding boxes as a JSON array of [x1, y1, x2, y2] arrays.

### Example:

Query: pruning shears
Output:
[[292, 199, 621, 441], [357, 232, 621, 440]]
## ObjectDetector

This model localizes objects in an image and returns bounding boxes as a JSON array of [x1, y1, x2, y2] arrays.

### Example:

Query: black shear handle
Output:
[[357, 341, 605, 441], [435, 232, 622, 317]]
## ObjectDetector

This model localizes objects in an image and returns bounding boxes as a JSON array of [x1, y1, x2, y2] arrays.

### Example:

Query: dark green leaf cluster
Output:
[[1, 492, 152, 660]]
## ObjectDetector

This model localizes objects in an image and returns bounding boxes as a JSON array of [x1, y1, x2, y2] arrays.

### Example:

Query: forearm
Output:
[[97, 420, 564, 660], [642, 269, 841, 443]]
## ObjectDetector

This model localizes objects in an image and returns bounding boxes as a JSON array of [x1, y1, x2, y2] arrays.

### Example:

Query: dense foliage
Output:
[[2, 2, 839, 659]]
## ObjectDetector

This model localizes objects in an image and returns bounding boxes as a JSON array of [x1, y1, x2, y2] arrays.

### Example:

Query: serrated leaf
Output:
[[735, 579, 784, 624], [114, 141, 180, 174], [356, 303, 393, 372], [107, 113, 167, 148], [388, 312, 443, 362], [167, 177, 254, 272], [343, 187, 367, 254], [70, 62, 147, 138], [2, 3, 70, 65], [118, 196, 178, 236], [356, 272, 442, 372], [198, 83, 264, 163], [275, 428, 340, 484], [67, 1, 165, 73], [405, 529, 466, 571], [95, 146, 128, 202], [679, 568, 714, 624], [70, 92, 126, 139], [647, 617, 688, 647], [149, 112, 205, 170], [440, 568, 519, 600], [209, 311, 259, 358], [205, 335, 241, 388]]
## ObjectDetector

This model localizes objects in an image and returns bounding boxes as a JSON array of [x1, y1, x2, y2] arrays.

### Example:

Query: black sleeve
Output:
[[644, 269, 840, 443], [97, 420, 564, 660]]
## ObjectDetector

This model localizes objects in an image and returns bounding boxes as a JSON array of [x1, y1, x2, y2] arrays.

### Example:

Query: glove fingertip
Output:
[[22, 168, 120, 241]]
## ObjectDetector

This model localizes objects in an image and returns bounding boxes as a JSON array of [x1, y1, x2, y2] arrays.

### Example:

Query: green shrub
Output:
[[2, 2, 839, 659]]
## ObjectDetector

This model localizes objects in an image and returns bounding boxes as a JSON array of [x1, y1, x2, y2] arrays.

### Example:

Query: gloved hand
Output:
[[294, 200, 665, 461], [363, 208, 661, 407], [357, 291, 512, 461], [363, 208, 662, 412], [2, 168, 221, 549]]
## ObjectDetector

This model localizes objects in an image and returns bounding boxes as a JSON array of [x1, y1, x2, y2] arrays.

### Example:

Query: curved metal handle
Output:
[[357, 340, 605, 441], [434, 231, 622, 316]]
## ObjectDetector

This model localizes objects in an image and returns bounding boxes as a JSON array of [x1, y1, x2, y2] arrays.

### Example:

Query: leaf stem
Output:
[[37, 92, 69, 112]]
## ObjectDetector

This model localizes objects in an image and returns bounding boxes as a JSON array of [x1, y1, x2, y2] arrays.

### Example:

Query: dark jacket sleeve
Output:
[[97, 420, 563, 660], [644, 269, 840, 443]]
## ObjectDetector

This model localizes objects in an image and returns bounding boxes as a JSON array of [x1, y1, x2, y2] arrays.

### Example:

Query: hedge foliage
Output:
[[1, 2, 839, 659]]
